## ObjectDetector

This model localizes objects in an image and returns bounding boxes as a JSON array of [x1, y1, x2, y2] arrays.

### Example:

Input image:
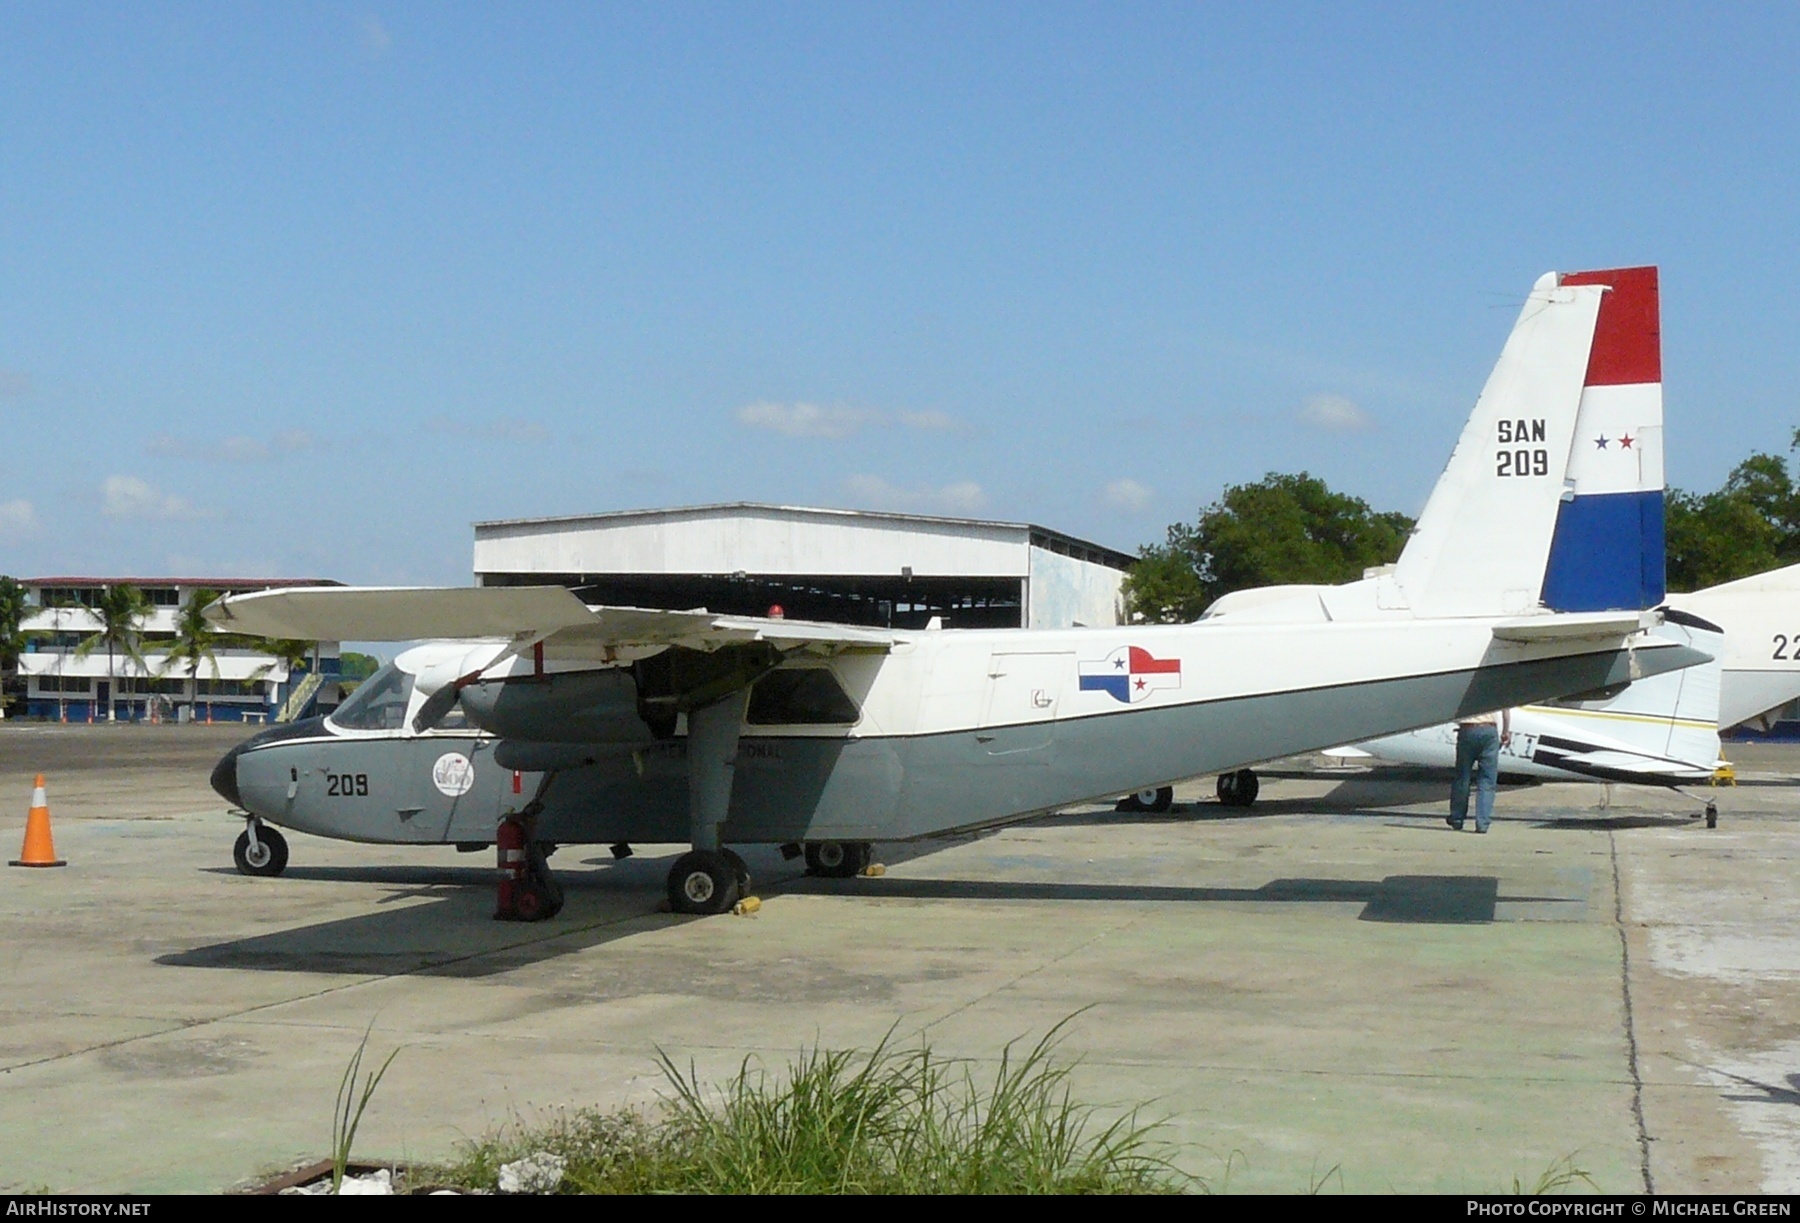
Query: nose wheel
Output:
[[233, 820, 289, 877]]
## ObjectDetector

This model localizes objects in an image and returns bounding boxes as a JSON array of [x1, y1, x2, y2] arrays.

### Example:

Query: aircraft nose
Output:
[[210, 742, 246, 808], [209, 716, 329, 810]]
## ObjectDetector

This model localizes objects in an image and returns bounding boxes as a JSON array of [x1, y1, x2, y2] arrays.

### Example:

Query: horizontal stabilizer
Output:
[[1490, 611, 1652, 643], [1534, 747, 1716, 782]]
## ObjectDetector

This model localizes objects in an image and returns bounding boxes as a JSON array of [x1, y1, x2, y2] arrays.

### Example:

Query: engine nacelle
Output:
[[459, 668, 654, 744]]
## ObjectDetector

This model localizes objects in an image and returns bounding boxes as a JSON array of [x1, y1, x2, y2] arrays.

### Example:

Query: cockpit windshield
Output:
[[330, 662, 416, 732]]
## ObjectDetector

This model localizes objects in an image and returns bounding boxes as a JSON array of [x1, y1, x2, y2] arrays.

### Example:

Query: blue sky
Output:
[[3, 3, 1797, 585]]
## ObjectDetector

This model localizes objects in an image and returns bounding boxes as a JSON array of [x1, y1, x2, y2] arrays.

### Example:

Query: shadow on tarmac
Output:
[[774, 873, 1574, 925], [158, 857, 1566, 977], [1529, 814, 1700, 830]]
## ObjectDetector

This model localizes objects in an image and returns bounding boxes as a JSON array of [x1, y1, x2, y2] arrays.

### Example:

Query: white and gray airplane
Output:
[[207, 265, 1706, 919]]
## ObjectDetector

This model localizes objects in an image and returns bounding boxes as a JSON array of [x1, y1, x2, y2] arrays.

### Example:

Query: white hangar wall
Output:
[[473, 503, 1133, 630], [1027, 546, 1128, 628], [474, 503, 1029, 579]]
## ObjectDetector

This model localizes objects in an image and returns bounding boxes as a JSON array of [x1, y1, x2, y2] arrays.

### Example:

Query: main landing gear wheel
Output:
[[1118, 786, 1175, 813], [668, 849, 742, 915], [804, 840, 871, 879], [233, 825, 289, 877], [720, 847, 752, 893], [1215, 769, 1260, 808]]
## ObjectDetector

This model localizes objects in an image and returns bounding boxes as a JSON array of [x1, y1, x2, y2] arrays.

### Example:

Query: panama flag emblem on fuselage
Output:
[[1078, 646, 1182, 703]]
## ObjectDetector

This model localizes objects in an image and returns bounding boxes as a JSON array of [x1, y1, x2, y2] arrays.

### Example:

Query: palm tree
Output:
[[0, 576, 26, 718], [253, 637, 318, 721], [162, 589, 223, 723], [74, 585, 152, 722]]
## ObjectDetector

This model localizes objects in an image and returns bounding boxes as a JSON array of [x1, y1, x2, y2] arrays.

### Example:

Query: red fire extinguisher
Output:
[[495, 817, 531, 920]]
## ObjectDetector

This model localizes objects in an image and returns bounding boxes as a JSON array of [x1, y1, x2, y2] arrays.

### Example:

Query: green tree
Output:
[[73, 585, 153, 722], [1124, 472, 1414, 622], [161, 589, 225, 722], [1665, 441, 1800, 592], [0, 576, 26, 717], [248, 637, 319, 720], [338, 652, 380, 686]]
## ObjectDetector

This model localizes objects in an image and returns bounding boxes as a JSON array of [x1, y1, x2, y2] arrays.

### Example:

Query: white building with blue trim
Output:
[[17, 576, 343, 723]]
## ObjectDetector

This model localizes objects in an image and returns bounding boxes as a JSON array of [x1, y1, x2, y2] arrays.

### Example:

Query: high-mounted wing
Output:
[[205, 584, 902, 658]]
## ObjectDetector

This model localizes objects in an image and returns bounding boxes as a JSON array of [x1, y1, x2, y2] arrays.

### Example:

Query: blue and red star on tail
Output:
[[1078, 646, 1182, 704]]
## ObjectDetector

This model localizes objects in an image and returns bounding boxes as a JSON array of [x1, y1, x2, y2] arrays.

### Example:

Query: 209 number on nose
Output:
[[325, 772, 370, 797]]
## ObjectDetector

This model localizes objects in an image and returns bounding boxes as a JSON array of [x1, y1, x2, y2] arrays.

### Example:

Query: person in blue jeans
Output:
[[1449, 709, 1510, 833]]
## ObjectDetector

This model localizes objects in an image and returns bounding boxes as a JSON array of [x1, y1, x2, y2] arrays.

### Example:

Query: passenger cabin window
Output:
[[330, 663, 415, 731], [746, 668, 860, 725]]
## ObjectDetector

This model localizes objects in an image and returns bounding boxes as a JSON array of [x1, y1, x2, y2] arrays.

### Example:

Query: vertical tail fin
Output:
[[1539, 267, 1666, 611], [1390, 273, 1605, 616]]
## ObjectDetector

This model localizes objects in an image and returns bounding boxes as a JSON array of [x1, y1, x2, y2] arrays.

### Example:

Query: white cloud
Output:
[[1102, 478, 1153, 512], [1299, 393, 1374, 432], [844, 474, 987, 514], [102, 476, 202, 520], [0, 499, 39, 539], [147, 430, 326, 461], [897, 409, 958, 432], [737, 402, 962, 439], [737, 401, 876, 439]]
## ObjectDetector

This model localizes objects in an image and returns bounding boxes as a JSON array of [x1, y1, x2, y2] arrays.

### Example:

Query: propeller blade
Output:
[[411, 682, 464, 733]]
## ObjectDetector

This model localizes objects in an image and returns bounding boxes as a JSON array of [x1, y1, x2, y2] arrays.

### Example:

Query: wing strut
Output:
[[687, 689, 748, 854]]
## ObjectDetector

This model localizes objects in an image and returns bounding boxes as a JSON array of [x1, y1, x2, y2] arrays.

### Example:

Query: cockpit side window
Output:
[[330, 662, 415, 731], [746, 668, 861, 726]]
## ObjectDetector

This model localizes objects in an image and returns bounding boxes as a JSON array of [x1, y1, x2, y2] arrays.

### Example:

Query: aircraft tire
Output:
[[668, 850, 741, 915], [513, 884, 551, 922], [1137, 786, 1174, 813], [721, 848, 752, 893], [1216, 768, 1259, 808], [804, 840, 870, 879], [233, 826, 289, 877]]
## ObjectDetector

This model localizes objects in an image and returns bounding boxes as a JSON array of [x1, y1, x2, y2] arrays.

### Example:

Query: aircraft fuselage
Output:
[[215, 617, 1700, 848]]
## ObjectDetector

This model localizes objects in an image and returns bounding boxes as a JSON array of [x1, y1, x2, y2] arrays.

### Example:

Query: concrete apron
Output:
[[0, 770, 1783, 1193]]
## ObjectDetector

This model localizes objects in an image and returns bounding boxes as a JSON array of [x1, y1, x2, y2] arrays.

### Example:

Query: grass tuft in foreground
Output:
[[424, 1023, 1188, 1194]]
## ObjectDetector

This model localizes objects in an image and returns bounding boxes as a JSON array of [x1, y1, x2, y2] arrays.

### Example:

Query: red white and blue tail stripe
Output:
[[1539, 266, 1666, 611]]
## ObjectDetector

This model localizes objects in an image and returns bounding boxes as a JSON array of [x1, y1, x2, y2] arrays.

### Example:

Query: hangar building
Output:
[[473, 503, 1135, 630]]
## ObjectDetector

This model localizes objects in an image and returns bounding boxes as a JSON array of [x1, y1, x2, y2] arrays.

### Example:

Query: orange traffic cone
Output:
[[11, 774, 66, 868]]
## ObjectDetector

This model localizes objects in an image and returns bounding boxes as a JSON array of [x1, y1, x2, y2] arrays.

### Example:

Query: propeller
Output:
[[409, 637, 545, 733], [411, 678, 471, 734]]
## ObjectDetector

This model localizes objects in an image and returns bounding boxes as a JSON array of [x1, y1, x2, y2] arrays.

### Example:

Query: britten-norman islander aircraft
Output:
[[208, 266, 1707, 919]]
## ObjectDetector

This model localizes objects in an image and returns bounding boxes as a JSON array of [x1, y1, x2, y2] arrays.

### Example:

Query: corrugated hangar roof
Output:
[[473, 502, 1135, 579]]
